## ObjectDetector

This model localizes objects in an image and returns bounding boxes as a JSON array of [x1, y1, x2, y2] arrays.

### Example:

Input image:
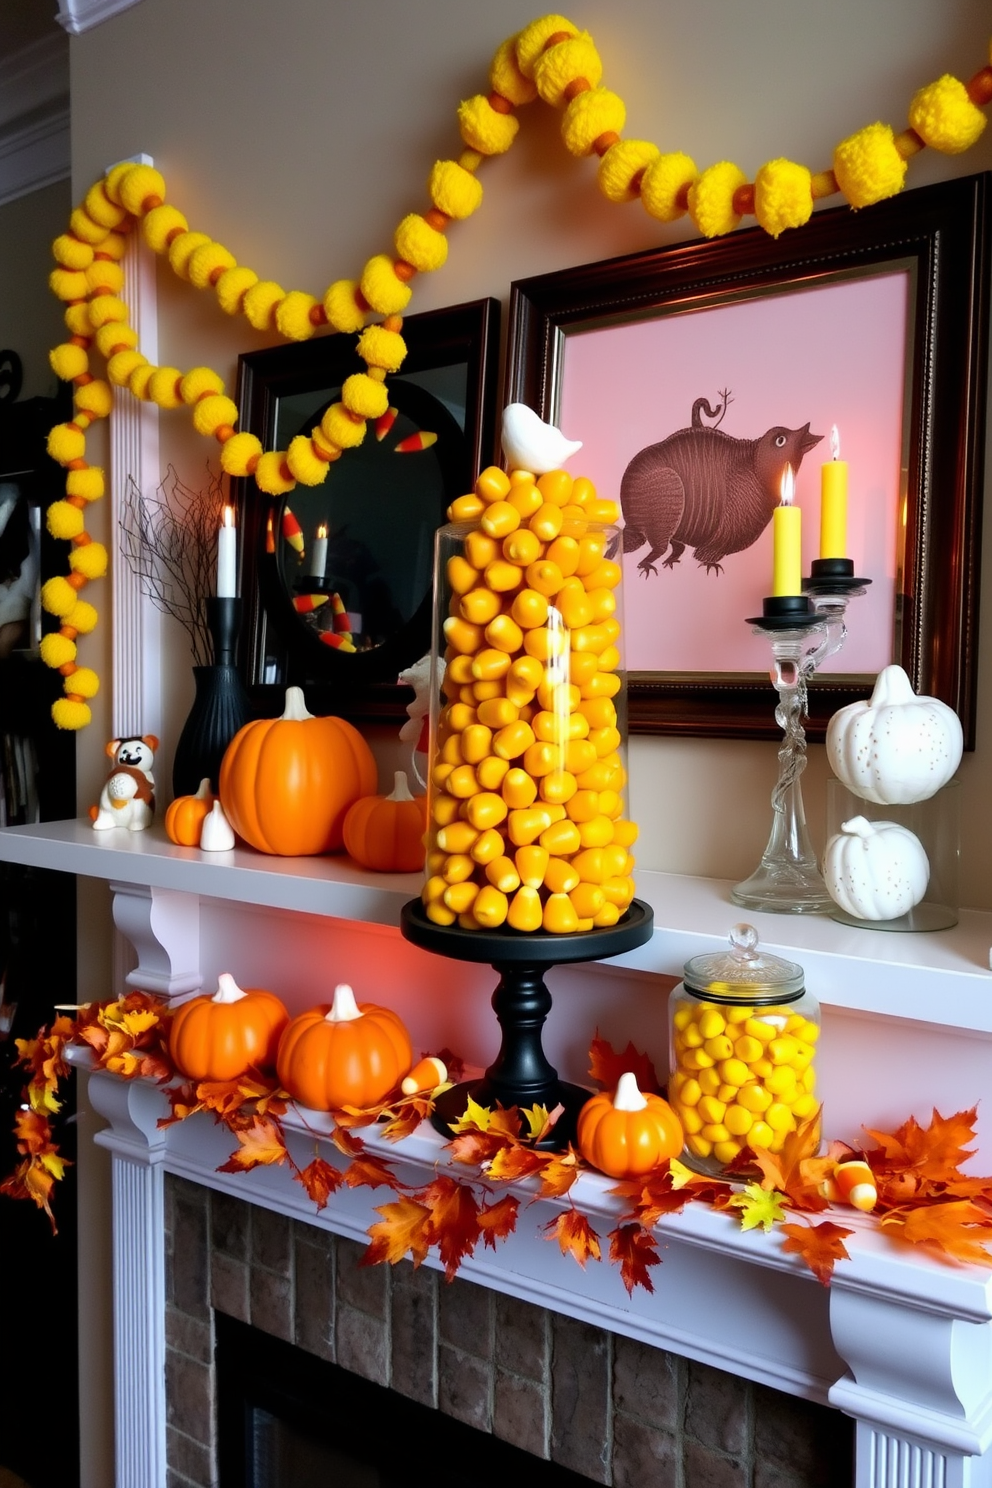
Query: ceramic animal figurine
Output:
[[90, 734, 159, 831], [501, 403, 582, 474], [617, 393, 822, 576]]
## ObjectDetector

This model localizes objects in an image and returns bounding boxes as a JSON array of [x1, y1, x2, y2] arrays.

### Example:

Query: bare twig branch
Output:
[[118, 465, 224, 665]]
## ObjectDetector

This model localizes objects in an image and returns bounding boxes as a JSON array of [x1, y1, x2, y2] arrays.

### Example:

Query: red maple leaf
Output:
[[608, 1223, 661, 1295], [780, 1219, 854, 1285], [477, 1194, 519, 1249], [341, 1153, 403, 1192], [421, 1174, 482, 1281], [295, 1157, 344, 1212], [588, 1030, 660, 1094]]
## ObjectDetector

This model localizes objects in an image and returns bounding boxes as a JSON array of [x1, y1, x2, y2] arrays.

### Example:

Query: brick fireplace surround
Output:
[[165, 1175, 851, 1488]]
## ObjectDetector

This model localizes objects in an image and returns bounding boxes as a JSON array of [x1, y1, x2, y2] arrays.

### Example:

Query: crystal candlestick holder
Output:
[[729, 575, 867, 916]]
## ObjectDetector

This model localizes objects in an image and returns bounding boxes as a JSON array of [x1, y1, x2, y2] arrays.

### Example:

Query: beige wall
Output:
[[0, 178, 72, 398], [62, 4, 992, 1480]]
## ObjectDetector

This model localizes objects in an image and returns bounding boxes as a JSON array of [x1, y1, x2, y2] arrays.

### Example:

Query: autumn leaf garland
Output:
[[3, 995, 992, 1290]]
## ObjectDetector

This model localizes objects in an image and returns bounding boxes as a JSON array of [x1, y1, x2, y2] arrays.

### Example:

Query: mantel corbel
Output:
[[109, 880, 202, 1000]]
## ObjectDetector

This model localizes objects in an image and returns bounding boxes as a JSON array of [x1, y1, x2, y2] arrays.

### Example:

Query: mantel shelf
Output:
[[3, 817, 991, 1031]]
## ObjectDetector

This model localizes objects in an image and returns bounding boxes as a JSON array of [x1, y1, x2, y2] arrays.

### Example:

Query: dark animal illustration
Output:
[[616, 393, 822, 576]]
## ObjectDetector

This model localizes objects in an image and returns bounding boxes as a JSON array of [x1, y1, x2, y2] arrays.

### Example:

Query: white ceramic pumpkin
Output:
[[823, 816, 930, 921], [825, 665, 962, 805]]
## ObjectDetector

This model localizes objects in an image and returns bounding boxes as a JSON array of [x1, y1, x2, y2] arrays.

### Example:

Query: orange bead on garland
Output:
[[43, 19, 991, 726]]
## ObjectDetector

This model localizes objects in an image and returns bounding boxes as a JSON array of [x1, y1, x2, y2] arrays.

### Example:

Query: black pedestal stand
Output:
[[400, 898, 654, 1150], [172, 598, 252, 796]]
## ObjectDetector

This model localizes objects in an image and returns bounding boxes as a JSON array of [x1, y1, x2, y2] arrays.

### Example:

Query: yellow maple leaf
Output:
[[449, 1095, 494, 1133], [728, 1181, 788, 1233]]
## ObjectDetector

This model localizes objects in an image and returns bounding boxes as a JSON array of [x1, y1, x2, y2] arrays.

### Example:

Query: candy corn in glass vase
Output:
[[421, 405, 639, 934]]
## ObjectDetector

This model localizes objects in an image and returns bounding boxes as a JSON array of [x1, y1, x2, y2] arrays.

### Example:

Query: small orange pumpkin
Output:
[[169, 973, 289, 1082], [576, 1072, 683, 1179], [342, 770, 427, 872], [219, 686, 377, 856], [276, 982, 412, 1111], [164, 777, 214, 846]]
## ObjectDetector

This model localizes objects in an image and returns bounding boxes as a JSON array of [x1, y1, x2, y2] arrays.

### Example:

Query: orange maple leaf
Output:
[[608, 1222, 661, 1295], [780, 1219, 854, 1285], [364, 1196, 433, 1268], [588, 1030, 660, 1094], [447, 1129, 508, 1167], [477, 1194, 519, 1249], [420, 1174, 482, 1280], [341, 1153, 403, 1192], [295, 1157, 344, 1212], [881, 1200, 992, 1266], [486, 1145, 548, 1184], [537, 1149, 581, 1201], [328, 1123, 365, 1159], [380, 1094, 435, 1143], [545, 1207, 602, 1267], [216, 1117, 288, 1173], [609, 1172, 691, 1228], [865, 1108, 988, 1205], [12, 1108, 54, 1155], [749, 1110, 827, 1211]]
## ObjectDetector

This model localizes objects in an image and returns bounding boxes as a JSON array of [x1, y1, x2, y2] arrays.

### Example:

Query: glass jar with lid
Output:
[[668, 924, 820, 1177]]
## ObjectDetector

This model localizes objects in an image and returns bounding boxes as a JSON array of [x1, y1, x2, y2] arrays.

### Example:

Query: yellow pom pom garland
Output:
[[43, 20, 992, 726]]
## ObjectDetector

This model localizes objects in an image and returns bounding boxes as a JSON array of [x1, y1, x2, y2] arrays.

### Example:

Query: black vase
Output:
[[172, 597, 251, 796]]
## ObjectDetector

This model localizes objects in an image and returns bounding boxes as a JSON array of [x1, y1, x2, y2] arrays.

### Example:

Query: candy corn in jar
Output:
[[420, 406, 638, 935], [669, 924, 821, 1176]]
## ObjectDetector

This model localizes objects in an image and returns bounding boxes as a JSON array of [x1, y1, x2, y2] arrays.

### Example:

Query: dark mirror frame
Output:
[[232, 297, 500, 723], [505, 174, 990, 746]]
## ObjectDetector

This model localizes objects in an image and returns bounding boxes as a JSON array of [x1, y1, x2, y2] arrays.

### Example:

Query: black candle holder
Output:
[[172, 597, 252, 796], [400, 898, 654, 1151]]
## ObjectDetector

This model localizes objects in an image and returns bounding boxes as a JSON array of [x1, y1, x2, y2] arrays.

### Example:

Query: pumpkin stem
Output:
[[388, 770, 415, 803], [613, 1071, 648, 1111], [194, 777, 213, 800], [326, 982, 362, 1022], [214, 972, 247, 1004], [868, 664, 917, 708], [841, 815, 877, 840], [281, 685, 315, 723]]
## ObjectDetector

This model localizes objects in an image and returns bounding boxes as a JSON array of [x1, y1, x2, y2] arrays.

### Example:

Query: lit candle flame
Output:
[[316, 523, 328, 540], [221, 504, 235, 528], [780, 464, 795, 506], [830, 425, 841, 462]]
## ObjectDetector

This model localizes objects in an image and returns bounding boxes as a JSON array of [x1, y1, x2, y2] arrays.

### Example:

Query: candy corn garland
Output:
[[43, 19, 991, 726]]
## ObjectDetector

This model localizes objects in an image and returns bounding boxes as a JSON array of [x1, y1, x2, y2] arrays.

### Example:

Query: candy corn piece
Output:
[[395, 430, 437, 453], [375, 406, 398, 441], [281, 506, 304, 556], [830, 1159, 878, 1212], [329, 591, 351, 634], [293, 593, 329, 614], [401, 1055, 448, 1096], [318, 631, 357, 651]]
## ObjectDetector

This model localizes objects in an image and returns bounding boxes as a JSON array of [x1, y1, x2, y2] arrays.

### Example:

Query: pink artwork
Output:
[[557, 271, 909, 676]]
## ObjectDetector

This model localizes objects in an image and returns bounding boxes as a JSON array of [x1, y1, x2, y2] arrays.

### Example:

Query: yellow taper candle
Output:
[[820, 425, 848, 559], [772, 465, 801, 596]]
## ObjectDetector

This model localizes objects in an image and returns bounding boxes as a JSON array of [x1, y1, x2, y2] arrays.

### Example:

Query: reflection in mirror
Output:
[[234, 298, 500, 722], [270, 368, 469, 666]]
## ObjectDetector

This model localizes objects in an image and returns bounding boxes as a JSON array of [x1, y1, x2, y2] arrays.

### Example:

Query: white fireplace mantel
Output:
[[4, 816, 992, 1488]]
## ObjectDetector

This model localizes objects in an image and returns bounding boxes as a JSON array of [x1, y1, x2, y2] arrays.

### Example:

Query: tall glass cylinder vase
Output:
[[420, 468, 638, 937]]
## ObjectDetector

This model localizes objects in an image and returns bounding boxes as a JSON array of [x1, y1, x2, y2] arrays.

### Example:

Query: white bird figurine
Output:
[[501, 402, 582, 475]]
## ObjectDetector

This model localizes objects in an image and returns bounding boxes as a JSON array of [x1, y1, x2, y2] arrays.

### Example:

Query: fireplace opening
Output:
[[215, 1313, 599, 1488]]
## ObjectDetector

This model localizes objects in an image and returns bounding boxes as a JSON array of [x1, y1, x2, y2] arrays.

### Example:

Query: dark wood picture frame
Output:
[[233, 298, 500, 723], [505, 174, 989, 745]]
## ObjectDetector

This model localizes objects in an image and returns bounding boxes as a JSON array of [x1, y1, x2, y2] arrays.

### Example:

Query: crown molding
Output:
[[56, 0, 146, 35], [0, 33, 69, 206]]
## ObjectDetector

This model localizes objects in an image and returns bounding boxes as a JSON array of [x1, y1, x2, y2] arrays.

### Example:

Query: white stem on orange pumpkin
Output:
[[613, 1071, 648, 1111], [281, 685, 315, 722], [214, 972, 247, 1004], [193, 777, 213, 799], [388, 771, 415, 803], [326, 982, 362, 1022]]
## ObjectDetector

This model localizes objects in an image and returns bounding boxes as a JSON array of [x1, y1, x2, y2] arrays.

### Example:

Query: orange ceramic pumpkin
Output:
[[342, 770, 427, 872], [219, 686, 377, 856], [576, 1072, 683, 1179], [276, 983, 412, 1111], [169, 974, 289, 1082], [164, 777, 214, 847]]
